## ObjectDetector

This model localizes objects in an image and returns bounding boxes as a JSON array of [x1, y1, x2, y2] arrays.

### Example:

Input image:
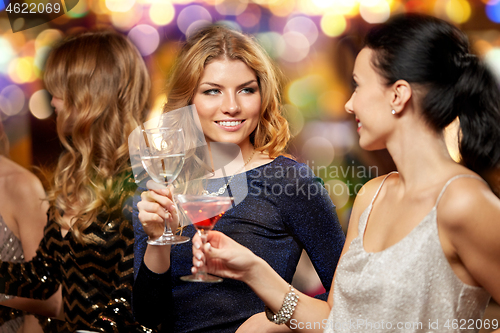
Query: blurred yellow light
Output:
[[89, 0, 111, 15], [35, 29, 63, 51], [111, 6, 143, 30], [4, 33, 26, 53], [269, 0, 296, 17], [147, 94, 167, 121], [288, 75, 327, 107], [313, 0, 336, 9], [445, 0, 471, 23], [474, 40, 493, 56], [150, 2, 175, 26], [9, 57, 36, 84], [106, 0, 136, 12], [316, 0, 360, 17], [283, 104, 305, 136], [360, 0, 390, 23], [296, 0, 323, 15], [318, 90, 346, 116], [321, 13, 347, 37]]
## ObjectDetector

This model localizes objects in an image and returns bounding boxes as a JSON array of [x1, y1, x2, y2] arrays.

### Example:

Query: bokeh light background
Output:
[[1, 0, 499, 300], [1, 0, 500, 225]]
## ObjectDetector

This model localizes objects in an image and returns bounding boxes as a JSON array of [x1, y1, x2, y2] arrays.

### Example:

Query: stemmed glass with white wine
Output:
[[139, 127, 190, 245]]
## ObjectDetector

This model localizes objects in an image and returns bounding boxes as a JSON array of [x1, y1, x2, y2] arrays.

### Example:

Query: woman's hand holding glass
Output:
[[191, 230, 261, 283], [138, 184, 180, 244]]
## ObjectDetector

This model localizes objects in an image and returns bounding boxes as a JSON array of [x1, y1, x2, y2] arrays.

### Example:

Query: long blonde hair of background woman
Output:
[[165, 25, 291, 159], [44, 31, 151, 244]]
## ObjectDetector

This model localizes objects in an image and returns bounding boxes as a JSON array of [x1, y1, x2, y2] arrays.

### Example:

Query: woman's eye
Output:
[[351, 79, 358, 91], [240, 87, 255, 94], [203, 89, 220, 95]]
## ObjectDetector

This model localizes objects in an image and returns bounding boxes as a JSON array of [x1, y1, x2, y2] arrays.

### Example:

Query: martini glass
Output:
[[176, 194, 233, 283], [140, 127, 190, 245]]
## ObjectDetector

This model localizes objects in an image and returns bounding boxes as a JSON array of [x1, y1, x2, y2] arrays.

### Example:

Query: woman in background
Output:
[[0, 120, 62, 331], [0, 30, 154, 332], [191, 14, 500, 333], [133, 25, 345, 333]]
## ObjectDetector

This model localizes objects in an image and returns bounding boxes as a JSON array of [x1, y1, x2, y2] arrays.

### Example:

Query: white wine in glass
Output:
[[140, 127, 189, 245]]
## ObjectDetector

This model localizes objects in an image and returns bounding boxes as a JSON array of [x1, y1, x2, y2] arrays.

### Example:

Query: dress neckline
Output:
[[360, 172, 485, 255]]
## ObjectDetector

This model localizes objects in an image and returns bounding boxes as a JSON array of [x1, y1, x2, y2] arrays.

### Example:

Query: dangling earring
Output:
[[391, 109, 396, 115]]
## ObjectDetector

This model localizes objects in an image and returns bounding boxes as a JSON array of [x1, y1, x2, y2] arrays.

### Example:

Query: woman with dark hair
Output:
[[190, 14, 500, 332], [0, 31, 153, 332], [133, 25, 345, 332]]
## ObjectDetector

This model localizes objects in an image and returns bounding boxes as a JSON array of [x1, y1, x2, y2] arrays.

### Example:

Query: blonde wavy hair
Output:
[[44, 30, 151, 244], [165, 25, 291, 159], [0, 120, 9, 157]]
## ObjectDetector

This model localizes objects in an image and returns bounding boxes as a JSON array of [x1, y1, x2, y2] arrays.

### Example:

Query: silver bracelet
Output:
[[264, 285, 299, 325]]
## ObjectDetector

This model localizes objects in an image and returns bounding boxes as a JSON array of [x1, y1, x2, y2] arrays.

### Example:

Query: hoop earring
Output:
[[391, 109, 396, 115]]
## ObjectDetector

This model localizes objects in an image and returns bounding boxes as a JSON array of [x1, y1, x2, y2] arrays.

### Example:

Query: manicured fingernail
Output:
[[196, 261, 202, 267], [195, 253, 202, 260], [206, 243, 211, 251], [194, 242, 200, 249], [191, 267, 196, 274]]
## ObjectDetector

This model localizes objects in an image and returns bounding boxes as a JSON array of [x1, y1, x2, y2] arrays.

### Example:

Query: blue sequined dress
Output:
[[133, 156, 346, 333]]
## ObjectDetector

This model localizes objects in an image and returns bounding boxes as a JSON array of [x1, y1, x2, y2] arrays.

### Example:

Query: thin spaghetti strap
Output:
[[434, 174, 487, 208], [370, 171, 398, 206]]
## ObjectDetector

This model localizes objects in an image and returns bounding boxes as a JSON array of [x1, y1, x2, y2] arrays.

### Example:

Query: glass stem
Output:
[[163, 216, 174, 238], [197, 229, 208, 278]]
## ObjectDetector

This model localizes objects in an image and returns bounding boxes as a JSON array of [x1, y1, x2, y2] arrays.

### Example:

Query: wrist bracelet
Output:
[[264, 284, 299, 325]]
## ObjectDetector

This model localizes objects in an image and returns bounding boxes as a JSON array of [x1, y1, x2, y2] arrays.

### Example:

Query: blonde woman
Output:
[[133, 25, 345, 333], [0, 31, 154, 332]]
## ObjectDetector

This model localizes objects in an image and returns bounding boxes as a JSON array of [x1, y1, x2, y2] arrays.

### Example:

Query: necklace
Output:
[[202, 150, 256, 196]]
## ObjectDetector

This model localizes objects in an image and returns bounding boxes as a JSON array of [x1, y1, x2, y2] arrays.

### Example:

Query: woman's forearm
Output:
[[143, 244, 171, 273], [243, 257, 332, 333]]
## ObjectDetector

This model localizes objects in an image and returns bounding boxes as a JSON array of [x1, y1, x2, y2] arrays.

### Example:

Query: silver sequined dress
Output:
[[326, 173, 491, 333], [0, 214, 24, 302]]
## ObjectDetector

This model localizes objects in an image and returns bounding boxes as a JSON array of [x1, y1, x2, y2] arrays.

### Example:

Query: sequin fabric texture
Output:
[[0, 197, 155, 333], [326, 174, 491, 333], [0, 215, 24, 302], [133, 156, 346, 333]]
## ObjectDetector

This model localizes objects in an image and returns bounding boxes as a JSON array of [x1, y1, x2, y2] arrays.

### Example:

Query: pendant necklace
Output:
[[202, 149, 256, 196]]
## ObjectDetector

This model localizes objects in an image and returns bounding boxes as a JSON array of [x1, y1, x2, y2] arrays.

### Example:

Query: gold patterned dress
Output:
[[0, 196, 154, 333]]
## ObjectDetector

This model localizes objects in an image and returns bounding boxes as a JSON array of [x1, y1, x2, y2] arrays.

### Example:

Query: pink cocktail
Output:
[[176, 194, 233, 283]]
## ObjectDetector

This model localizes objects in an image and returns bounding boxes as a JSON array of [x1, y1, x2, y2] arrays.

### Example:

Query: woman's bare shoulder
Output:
[[437, 176, 499, 227], [0, 157, 46, 200]]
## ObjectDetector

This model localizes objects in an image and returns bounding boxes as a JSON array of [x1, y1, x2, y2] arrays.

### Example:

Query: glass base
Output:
[[147, 234, 190, 245], [180, 273, 222, 283]]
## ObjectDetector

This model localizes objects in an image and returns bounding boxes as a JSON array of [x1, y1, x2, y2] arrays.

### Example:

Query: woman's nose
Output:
[[221, 94, 240, 114], [345, 94, 354, 114]]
